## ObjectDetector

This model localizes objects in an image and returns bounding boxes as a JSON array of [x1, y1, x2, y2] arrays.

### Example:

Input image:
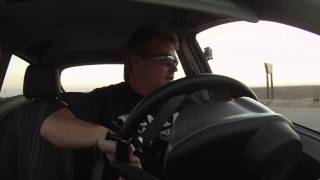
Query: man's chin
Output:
[[155, 81, 169, 89], [154, 78, 173, 88], [165, 76, 174, 81], [163, 79, 172, 84]]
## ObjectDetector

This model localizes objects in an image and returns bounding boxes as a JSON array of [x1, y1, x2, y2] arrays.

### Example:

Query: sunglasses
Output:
[[139, 54, 179, 67]]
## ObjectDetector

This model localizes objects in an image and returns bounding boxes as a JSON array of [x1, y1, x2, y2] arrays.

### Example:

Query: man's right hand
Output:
[[97, 138, 142, 169]]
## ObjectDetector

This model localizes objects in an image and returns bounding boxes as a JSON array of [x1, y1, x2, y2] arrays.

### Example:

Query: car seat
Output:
[[0, 63, 74, 180]]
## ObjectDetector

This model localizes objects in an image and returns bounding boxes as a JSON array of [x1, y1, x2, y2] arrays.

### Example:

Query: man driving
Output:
[[40, 27, 180, 177]]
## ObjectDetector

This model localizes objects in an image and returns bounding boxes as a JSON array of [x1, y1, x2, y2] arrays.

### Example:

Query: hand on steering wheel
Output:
[[116, 74, 257, 163]]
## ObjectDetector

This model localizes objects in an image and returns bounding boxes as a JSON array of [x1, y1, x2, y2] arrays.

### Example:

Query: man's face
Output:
[[131, 36, 178, 93]]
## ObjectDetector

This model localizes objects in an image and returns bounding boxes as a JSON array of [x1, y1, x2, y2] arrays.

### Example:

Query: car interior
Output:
[[1, 0, 320, 180]]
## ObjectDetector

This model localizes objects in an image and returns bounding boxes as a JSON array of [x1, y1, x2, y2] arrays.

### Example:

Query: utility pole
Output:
[[264, 63, 274, 99]]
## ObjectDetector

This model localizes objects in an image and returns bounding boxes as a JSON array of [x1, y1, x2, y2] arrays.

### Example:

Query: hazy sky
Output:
[[2, 20, 320, 97], [197, 21, 320, 87]]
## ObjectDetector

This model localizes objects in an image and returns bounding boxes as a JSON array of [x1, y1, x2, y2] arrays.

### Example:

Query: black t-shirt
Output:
[[68, 82, 143, 132], [68, 82, 197, 178], [68, 82, 176, 139]]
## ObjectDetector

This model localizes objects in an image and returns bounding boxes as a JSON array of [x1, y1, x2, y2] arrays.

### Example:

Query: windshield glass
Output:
[[196, 20, 320, 132]]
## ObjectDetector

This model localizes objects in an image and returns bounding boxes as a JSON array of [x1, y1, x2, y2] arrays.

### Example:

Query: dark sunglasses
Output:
[[139, 54, 179, 67]]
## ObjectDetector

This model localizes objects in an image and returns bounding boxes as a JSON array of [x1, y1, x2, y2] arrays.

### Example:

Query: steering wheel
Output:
[[115, 74, 258, 162]]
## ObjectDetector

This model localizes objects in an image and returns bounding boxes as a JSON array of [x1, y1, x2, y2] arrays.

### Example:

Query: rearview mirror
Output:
[[203, 47, 213, 61]]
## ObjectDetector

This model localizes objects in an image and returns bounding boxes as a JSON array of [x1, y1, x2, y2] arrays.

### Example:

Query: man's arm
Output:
[[41, 107, 142, 172], [40, 107, 110, 149]]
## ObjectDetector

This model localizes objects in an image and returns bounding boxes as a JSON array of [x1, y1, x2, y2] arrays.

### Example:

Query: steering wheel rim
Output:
[[116, 74, 258, 162]]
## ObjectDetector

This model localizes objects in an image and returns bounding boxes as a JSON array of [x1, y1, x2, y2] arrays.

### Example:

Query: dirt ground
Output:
[[252, 86, 320, 108]]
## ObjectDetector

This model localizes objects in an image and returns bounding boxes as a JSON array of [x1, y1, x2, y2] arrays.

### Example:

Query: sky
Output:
[[2, 20, 320, 97], [197, 21, 320, 87]]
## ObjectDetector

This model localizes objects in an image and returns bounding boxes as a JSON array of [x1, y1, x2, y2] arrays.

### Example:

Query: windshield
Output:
[[196, 20, 320, 133]]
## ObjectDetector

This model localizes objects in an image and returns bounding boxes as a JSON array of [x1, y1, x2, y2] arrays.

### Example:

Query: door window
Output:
[[0, 55, 29, 98]]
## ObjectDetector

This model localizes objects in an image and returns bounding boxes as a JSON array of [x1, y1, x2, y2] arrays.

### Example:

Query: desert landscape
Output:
[[252, 85, 320, 101], [251, 86, 320, 132]]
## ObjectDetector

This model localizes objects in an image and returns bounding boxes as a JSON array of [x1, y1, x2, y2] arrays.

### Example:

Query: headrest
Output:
[[23, 63, 61, 98]]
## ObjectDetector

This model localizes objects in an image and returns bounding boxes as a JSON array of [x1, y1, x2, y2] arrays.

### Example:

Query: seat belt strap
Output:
[[141, 95, 186, 144]]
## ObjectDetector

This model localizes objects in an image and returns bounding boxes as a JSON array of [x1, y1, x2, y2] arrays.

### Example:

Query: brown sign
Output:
[[264, 63, 274, 99], [264, 63, 273, 74]]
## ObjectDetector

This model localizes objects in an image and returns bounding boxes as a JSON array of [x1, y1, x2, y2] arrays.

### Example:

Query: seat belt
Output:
[[141, 95, 186, 145], [91, 96, 186, 180]]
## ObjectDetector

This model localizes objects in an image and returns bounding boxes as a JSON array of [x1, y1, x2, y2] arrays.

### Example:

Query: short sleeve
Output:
[[67, 90, 104, 124]]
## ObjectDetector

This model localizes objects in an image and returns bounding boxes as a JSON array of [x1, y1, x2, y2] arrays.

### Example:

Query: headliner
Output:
[[0, 0, 319, 68]]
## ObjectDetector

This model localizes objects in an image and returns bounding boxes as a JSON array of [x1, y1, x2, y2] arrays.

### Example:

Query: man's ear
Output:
[[127, 54, 141, 76]]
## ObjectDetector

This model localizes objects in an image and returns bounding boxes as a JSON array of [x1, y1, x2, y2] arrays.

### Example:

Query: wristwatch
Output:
[[105, 131, 129, 145]]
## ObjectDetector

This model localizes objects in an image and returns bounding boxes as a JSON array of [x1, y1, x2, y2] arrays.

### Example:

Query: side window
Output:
[[61, 64, 125, 92], [174, 56, 186, 80], [0, 55, 29, 98], [61, 62, 186, 92], [197, 21, 320, 132]]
